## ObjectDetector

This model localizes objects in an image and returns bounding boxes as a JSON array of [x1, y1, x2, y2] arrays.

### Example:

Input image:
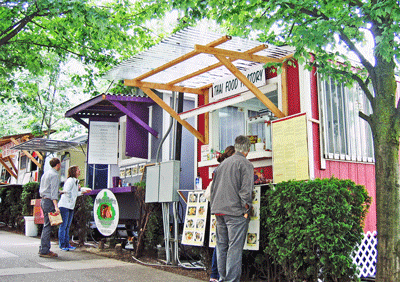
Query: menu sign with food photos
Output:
[[209, 215, 217, 247], [244, 186, 260, 250], [182, 191, 208, 246], [208, 186, 261, 250]]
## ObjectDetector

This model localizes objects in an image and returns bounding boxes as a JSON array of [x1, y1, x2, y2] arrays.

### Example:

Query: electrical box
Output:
[[145, 164, 160, 203], [145, 160, 180, 203]]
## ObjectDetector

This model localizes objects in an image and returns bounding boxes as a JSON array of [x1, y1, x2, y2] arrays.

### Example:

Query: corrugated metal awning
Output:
[[10, 138, 84, 153], [103, 26, 295, 89]]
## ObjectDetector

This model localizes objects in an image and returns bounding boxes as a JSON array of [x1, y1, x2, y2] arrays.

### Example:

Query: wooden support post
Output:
[[215, 55, 286, 118], [0, 158, 17, 179], [140, 87, 206, 144], [6, 156, 18, 175]]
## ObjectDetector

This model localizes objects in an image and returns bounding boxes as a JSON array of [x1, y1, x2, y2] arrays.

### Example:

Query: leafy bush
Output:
[[21, 182, 40, 216], [132, 181, 158, 257], [70, 194, 93, 245], [0, 185, 24, 230], [262, 177, 371, 281], [144, 203, 163, 252]]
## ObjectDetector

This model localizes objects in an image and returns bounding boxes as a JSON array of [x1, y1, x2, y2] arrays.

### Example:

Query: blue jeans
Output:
[[216, 215, 249, 282], [211, 248, 219, 279], [39, 199, 55, 254], [58, 207, 74, 249]]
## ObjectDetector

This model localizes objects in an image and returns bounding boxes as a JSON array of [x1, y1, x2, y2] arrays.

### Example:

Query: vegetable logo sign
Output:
[[93, 189, 119, 236]]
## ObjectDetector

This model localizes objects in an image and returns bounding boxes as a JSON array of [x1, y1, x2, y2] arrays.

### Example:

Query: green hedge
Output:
[[261, 177, 371, 281], [21, 182, 40, 216], [0, 182, 39, 230], [70, 195, 93, 245]]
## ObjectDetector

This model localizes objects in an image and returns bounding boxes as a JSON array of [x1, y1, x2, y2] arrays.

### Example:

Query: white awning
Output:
[[103, 26, 295, 89]]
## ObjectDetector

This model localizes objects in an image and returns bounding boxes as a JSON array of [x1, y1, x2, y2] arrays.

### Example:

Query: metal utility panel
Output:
[[145, 165, 160, 203], [145, 161, 180, 203], [158, 160, 180, 202]]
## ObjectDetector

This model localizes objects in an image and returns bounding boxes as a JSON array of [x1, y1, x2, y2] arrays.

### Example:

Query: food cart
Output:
[[102, 26, 383, 275]]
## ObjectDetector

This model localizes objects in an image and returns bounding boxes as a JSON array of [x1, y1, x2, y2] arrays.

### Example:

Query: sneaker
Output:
[[61, 247, 69, 251], [68, 246, 76, 251], [39, 251, 58, 258], [209, 279, 219, 282]]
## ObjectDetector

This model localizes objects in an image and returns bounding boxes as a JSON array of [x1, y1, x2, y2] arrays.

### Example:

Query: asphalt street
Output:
[[0, 230, 203, 281]]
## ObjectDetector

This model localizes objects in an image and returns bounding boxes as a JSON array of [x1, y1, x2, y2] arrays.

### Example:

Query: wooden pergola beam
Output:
[[10, 138, 42, 168], [167, 44, 268, 86], [140, 87, 206, 144], [121, 35, 292, 144], [6, 156, 18, 175], [124, 80, 206, 95], [195, 45, 283, 64], [0, 158, 17, 179], [215, 55, 286, 118], [135, 35, 232, 82]]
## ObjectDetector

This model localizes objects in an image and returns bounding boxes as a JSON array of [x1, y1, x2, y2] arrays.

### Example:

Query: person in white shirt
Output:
[[58, 166, 89, 251]]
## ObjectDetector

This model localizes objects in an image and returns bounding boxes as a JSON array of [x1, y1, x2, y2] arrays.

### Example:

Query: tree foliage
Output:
[[0, 0, 177, 137], [0, 0, 168, 99]]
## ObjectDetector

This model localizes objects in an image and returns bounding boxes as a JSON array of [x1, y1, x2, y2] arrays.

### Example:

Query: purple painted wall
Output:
[[125, 103, 149, 159]]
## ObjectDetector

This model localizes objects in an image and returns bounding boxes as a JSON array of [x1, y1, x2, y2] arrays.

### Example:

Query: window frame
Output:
[[209, 77, 282, 152], [318, 75, 374, 163]]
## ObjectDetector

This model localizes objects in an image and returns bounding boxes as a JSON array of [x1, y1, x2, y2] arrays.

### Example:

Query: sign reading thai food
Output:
[[93, 189, 119, 236], [210, 66, 266, 102], [182, 191, 208, 246]]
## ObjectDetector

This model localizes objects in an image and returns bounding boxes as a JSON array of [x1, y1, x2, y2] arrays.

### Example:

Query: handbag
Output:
[[204, 180, 212, 201], [48, 212, 63, 226]]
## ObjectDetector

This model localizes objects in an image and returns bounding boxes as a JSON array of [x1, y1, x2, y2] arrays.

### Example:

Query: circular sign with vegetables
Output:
[[93, 189, 119, 236]]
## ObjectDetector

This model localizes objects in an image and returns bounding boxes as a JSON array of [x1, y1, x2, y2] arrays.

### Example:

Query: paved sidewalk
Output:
[[0, 230, 203, 281]]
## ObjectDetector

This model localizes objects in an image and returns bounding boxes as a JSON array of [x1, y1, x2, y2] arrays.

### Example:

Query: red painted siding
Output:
[[313, 160, 377, 232], [196, 94, 211, 190], [287, 63, 301, 115]]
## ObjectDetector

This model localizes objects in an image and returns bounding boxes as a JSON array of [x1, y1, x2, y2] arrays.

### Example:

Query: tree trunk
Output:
[[371, 58, 400, 281]]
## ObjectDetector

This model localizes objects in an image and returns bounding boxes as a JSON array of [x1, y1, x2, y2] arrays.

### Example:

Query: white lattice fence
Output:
[[352, 231, 377, 278]]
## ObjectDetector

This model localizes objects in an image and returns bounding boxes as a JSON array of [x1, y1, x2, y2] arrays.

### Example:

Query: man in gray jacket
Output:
[[38, 157, 61, 258], [210, 135, 254, 282]]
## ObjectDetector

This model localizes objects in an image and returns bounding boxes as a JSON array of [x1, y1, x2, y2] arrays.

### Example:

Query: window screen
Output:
[[319, 76, 374, 162], [218, 106, 245, 150]]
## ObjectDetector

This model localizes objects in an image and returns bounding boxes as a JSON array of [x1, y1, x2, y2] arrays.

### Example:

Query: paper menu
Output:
[[181, 191, 208, 246]]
